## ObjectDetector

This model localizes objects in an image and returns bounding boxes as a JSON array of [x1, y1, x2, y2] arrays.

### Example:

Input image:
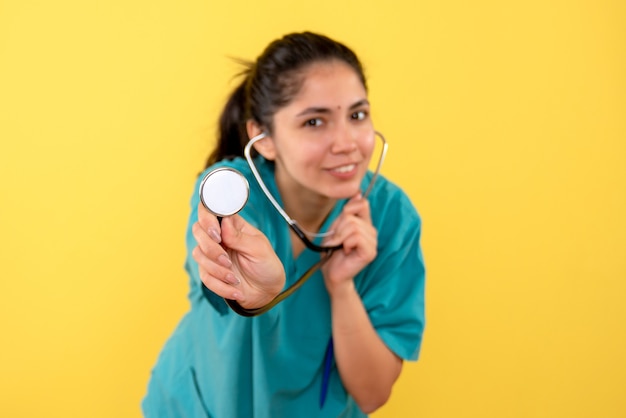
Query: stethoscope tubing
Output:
[[222, 130, 388, 316], [243, 130, 388, 251]]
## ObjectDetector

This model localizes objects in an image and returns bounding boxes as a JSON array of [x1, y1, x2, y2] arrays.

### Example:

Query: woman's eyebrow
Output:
[[349, 99, 370, 110], [296, 107, 331, 117], [295, 99, 370, 117]]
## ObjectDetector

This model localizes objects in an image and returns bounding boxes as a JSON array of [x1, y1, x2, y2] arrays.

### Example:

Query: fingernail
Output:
[[208, 227, 221, 243], [225, 273, 240, 286], [218, 253, 232, 268]]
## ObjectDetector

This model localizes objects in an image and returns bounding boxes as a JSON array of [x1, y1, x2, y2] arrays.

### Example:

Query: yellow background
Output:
[[1, 0, 624, 417]]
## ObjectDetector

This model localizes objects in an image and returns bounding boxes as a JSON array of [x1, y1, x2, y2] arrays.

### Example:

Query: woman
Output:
[[143, 31, 425, 417]]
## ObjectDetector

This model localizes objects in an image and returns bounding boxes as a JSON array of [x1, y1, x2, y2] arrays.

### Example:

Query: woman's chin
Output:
[[326, 185, 363, 200]]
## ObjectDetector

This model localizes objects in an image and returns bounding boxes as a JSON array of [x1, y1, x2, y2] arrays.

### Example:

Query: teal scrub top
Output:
[[143, 157, 426, 417]]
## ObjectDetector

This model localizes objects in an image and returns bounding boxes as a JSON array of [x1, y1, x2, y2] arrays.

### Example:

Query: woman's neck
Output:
[[275, 175, 336, 235]]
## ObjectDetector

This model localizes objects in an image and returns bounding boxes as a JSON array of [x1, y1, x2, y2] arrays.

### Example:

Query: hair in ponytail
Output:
[[204, 32, 366, 169], [204, 66, 252, 167]]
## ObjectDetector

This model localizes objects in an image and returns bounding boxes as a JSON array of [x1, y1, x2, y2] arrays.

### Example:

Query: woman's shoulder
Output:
[[365, 172, 421, 225], [200, 156, 252, 178]]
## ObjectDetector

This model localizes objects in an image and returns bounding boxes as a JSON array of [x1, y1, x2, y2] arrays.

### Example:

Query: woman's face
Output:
[[261, 60, 375, 202]]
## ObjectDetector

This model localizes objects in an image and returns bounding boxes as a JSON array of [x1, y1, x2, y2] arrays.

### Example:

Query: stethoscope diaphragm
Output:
[[199, 167, 249, 217]]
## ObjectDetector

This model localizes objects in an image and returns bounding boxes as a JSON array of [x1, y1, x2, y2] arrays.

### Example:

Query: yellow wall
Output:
[[1, 1, 624, 417]]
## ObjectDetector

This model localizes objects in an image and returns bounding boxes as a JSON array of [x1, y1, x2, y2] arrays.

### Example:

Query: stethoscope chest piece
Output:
[[199, 167, 249, 217]]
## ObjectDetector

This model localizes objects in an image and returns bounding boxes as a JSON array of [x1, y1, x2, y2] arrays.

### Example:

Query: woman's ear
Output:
[[246, 120, 276, 161]]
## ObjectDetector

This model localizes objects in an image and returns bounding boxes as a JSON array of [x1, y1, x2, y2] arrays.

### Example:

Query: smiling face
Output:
[[252, 60, 375, 208]]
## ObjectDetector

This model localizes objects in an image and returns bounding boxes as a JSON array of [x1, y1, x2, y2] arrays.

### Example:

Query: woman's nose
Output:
[[330, 124, 358, 153]]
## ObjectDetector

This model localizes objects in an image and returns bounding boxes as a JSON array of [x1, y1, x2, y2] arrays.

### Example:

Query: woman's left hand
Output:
[[321, 194, 377, 295]]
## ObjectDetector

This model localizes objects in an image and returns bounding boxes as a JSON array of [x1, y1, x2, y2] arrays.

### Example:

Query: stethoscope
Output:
[[199, 131, 388, 316]]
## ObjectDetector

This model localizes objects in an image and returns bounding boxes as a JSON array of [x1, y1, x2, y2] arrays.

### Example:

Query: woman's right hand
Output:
[[192, 203, 286, 309]]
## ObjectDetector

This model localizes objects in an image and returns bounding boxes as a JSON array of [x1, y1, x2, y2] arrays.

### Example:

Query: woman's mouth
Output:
[[330, 164, 356, 174], [327, 163, 359, 179]]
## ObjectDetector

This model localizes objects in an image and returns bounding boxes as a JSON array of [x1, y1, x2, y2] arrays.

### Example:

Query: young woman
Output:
[[143, 32, 425, 417]]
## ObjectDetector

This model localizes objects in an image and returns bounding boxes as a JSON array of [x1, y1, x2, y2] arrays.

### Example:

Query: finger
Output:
[[323, 214, 376, 248], [341, 194, 371, 221], [192, 222, 231, 267], [197, 203, 222, 243], [192, 245, 240, 287], [325, 196, 371, 238], [339, 226, 377, 259], [198, 268, 244, 302]]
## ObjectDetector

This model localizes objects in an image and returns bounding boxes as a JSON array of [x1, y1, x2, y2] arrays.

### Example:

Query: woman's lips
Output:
[[327, 163, 358, 178]]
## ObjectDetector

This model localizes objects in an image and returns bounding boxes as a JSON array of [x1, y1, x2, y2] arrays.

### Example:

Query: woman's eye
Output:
[[304, 118, 323, 127], [352, 110, 368, 121]]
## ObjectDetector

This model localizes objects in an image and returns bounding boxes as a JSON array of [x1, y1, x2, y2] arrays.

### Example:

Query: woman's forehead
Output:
[[286, 61, 368, 110]]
